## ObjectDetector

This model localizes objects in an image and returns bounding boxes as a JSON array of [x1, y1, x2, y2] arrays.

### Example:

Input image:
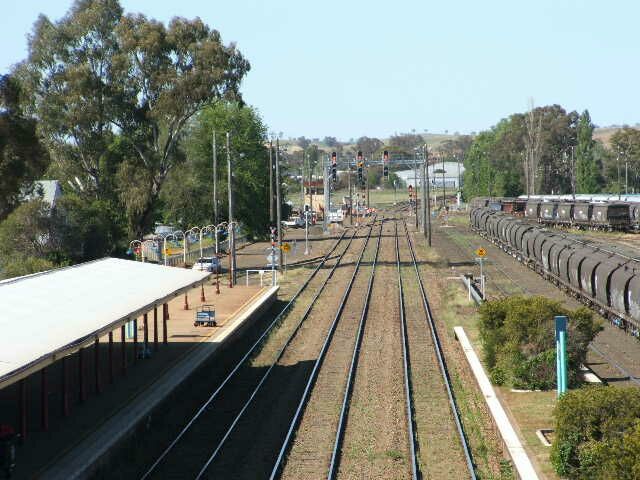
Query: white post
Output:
[[304, 211, 309, 255], [480, 259, 485, 299], [163, 237, 168, 266], [199, 230, 203, 258], [468, 277, 471, 301], [215, 225, 219, 255], [183, 234, 187, 265]]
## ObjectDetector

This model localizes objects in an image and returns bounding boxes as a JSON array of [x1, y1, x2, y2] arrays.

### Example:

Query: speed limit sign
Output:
[[476, 247, 487, 258]]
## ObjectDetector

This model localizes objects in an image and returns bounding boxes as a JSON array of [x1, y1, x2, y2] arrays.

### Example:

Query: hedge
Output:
[[478, 296, 600, 390]]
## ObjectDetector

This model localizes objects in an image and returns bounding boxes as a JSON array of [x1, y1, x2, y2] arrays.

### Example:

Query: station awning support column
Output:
[[19, 378, 27, 441], [94, 338, 101, 394], [163, 303, 168, 345], [143, 313, 149, 352], [78, 348, 86, 403], [133, 319, 138, 363], [62, 356, 69, 417], [120, 325, 127, 376], [108, 331, 114, 384], [41, 368, 48, 431], [153, 306, 159, 352]]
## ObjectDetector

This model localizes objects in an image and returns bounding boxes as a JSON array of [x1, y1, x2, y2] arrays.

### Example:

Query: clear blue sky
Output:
[[2, 1, 639, 140]]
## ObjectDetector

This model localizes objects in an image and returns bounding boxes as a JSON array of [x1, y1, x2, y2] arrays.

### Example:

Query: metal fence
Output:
[[138, 234, 249, 266]]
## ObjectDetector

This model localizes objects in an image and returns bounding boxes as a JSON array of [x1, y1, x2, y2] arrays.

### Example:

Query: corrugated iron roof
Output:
[[0, 258, 210, 388]]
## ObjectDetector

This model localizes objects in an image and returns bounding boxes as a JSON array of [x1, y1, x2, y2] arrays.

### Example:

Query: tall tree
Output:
[[355, 136, 383, 156], [19, 0, 249, 236], [0, 74, 49, 219], [610, 127, 640, 193], [161, 102, 269, 236], [575, 110, 600, 193]]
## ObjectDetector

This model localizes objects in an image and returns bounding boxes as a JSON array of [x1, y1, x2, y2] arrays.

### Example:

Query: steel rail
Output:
[[395, 219, 420, 480], [193, 218, 376, 479], [268, 218, 381, 480], [326, 218, 383, 479], [403, 220, 477, 478], [140, 228, 352, 479]]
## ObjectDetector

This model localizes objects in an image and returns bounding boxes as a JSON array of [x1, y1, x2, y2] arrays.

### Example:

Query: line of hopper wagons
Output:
[[471, 196, 639, 231], [470, 198, 640, 338]]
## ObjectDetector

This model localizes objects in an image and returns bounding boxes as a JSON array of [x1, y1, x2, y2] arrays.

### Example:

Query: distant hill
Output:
[[594, 126, 640, 146], [282, 132, 465, 153]]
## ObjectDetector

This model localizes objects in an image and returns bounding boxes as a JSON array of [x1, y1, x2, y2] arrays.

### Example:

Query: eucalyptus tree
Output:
[[18, 0, 249, 236]]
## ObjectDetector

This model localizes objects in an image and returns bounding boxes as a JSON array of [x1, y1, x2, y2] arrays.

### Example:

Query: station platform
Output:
[[3, 280, 277, 479]]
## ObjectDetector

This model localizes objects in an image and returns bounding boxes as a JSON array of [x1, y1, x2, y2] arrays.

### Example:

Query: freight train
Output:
[[469, 202, 640, 336], [470, 196, 640, 231]]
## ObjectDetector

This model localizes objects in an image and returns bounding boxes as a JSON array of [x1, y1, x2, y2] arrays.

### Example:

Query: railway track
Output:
[[274, 217, 475, 479], [139, 222, 370, 479], [137, 213, 476, 479], [400, 219, 476, 478], [273, 219, 383, 479]]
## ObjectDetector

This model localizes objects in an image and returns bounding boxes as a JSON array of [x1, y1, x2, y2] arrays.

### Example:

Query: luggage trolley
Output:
[[194, 304, 216, 327]]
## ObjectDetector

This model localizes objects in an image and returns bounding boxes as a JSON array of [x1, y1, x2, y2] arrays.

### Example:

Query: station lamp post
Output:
[[163, 231, 185, 266], [186, 226, 202, 260]]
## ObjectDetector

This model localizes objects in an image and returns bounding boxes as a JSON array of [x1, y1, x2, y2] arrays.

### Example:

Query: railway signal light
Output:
[[408, 184, 414, 201], [331, 152, 337, 182], [357, 160, 364, 185], [383, 150, 389, 179]]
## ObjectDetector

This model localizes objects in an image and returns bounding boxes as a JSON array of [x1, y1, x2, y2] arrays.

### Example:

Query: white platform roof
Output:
[[0, 258, 210, 389]]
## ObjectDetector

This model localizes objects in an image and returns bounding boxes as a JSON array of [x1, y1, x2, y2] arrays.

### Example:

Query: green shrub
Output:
[[478, 296, 601, 390], [551, 386, 640, 479]]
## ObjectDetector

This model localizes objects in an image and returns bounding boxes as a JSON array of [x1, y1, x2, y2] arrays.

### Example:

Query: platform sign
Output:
[[555, 315, 568, 397], [266, 252, 279, 266], [476, 247, 487, 258]]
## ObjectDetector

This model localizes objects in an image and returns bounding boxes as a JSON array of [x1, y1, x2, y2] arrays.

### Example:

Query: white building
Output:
[[25, 180, 63, 209], [396, 162, 465, 189]]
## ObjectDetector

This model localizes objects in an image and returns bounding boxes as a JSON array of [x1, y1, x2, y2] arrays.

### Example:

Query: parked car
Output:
[[283, 216, 305, 228], [192, 257, 221, 273]]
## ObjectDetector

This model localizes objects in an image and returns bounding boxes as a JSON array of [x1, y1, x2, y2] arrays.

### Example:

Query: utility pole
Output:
[[413, 152, 418, 228], [626, 161, 629, 195], [308, 151, 313, 214], [442, 154, 446, 208], [348, 157, 353, 225], [269, 140, 274, 224], [424, 144, 431, 246], [323, 155, 329, 233], [300, 162, 304, 212], [571, 146, 576, 200], [213, 131, 218, 225], [275, 139, 283, 270], [366, 159, 370, 209], [226, 132, 235, 286]]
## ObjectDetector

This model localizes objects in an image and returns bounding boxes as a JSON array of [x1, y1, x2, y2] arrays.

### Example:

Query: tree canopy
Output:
[[161, 102, 270, 236], [0, 74, 49, 220], [18, 0, 249, 236], [462, 105, 608, 198]]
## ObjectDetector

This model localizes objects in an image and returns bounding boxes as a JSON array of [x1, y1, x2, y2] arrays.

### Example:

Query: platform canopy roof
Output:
[[0, 258, 210, 389]]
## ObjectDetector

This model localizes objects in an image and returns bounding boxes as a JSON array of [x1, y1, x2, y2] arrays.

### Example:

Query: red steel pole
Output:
[[153, 307, 159, 352], [94, 338, 101, 394], [41, 368, 48, 431], [108, 331, 114, 384], [62, 356, 70, 417], [163, 303, 168, 345], [19, 379, 27, 441]]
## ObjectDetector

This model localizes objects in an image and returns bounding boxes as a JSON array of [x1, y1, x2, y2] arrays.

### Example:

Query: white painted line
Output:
[[454, 326, 539, 480]]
